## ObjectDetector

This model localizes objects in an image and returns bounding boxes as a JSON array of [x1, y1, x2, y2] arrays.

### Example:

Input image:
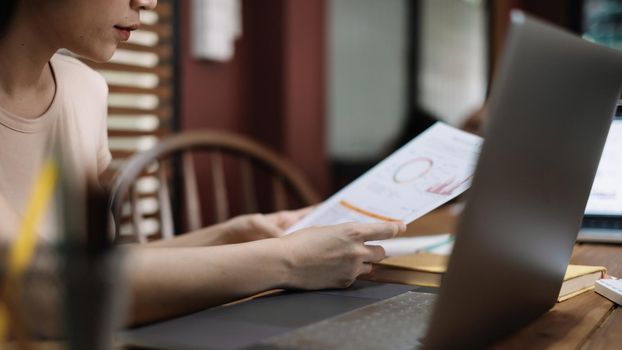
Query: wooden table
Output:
[[492, 244, 621, 350], [14, 206, 622, 349], [409, 205, 622, 350]]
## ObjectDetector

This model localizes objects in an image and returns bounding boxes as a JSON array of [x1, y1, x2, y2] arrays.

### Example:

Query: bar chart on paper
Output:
[[287, 123, 483, 233]]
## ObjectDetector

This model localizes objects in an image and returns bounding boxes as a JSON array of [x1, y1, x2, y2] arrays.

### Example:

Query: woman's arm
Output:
[[124, 221, 404, 325], [142, 208, 314, 248]]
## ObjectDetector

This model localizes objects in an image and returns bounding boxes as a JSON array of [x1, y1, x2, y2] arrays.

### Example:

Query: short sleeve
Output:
[[96, 76, 112, 175], [97, 114, 112, 175]]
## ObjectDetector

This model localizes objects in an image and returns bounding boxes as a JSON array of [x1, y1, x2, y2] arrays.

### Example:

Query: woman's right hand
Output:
[[277, 222, 406, 290]]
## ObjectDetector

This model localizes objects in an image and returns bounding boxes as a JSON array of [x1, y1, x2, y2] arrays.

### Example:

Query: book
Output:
[[595, 279, 622, 305], [363, 253, 447, 288], [362, 253, 606, 302], [558, 265, 607, 302]]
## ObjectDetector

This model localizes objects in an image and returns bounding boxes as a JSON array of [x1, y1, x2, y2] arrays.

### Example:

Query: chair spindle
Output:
[[211, 151, 229, 222], [182, 152, 203, 231]]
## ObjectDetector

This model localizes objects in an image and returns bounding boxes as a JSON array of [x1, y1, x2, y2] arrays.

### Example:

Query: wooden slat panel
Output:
[[109, 106, 173, 119], [117, 42, 173, 57], [211, 152, 229, 222], [89, 62, 173, 77], [183, 152, 203, 231], [108, 129, 169, 138], [108, 85, 172, 98], [130, 23, 173, 39], [151, 1, 173, 16], [92, 0, 174, 241]]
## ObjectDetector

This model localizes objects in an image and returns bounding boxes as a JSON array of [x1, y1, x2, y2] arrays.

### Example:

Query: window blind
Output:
[[82, 0, 176, 239]]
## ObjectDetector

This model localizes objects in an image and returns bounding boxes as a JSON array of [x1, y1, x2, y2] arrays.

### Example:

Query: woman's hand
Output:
[[127, 220, 405, 323], [218, 207, 314, 244], [144, 207, 314, 248], [277, 221, 406, 290]]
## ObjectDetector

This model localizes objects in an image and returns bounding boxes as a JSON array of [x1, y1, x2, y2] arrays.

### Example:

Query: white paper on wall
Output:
[[192, 0, 242, 62]]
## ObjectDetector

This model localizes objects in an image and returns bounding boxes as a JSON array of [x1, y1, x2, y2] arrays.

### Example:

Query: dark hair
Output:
[[0, 0, 18, 37]]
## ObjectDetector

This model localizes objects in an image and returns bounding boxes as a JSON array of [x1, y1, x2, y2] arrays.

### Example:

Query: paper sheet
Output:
[[374, 233, 455, 257], [287, 122, 482, 233]]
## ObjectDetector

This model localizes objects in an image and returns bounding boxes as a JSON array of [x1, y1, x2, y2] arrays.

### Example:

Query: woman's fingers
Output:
[[268, 206, 316, 229], [363, 244, 387, 263], [249, 215, 285, 238], [359, 263, 373, 276], [340, 221, 406, 242]]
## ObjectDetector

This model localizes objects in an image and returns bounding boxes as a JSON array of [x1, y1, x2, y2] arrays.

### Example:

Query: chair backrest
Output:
[[109, 130, 321, 243]]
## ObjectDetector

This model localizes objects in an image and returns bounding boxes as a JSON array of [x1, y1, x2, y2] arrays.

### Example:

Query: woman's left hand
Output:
[[218, 207, 314, 244], [145, 207, 314, 248]]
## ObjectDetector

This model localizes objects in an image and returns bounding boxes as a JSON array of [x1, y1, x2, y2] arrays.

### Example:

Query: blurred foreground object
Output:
[[62, 184, 124, 350], [583, 0, 622, 50]]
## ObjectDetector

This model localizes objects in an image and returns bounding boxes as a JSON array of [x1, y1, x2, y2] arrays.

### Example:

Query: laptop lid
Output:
[[583, 108, 622, 221], [424, 11, 622, 349]]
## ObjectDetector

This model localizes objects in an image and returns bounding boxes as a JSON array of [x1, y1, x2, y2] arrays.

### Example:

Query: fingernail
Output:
[[398, 222, 406, 231]]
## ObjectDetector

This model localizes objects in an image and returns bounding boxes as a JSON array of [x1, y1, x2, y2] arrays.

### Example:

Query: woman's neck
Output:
[[0, 7, 58, 118]]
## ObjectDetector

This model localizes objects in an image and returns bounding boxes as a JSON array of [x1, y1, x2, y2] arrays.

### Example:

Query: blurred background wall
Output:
[[169, 0, 609, 198]]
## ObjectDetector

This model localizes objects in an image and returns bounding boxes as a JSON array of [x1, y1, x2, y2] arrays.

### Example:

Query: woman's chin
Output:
[[72, 46, 117, 64]]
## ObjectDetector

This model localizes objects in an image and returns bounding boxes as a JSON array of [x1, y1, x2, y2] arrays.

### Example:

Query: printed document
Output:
[[287, 123, 482, 234]]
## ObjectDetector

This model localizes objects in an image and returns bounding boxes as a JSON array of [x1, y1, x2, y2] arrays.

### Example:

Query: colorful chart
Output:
[[426, 176, 472, 196], [392, 157, 434, 184]]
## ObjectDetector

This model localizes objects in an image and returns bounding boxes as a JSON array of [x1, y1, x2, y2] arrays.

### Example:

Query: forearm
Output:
[[142, 223, 229, 248], [123, 238, 290, 326]]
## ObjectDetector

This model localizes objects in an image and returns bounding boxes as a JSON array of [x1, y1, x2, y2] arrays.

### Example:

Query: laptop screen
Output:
[[584, 112, 622, 217]]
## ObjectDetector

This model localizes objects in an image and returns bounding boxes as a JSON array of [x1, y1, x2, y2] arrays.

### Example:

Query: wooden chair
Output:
[[109, 130, 321, 244]]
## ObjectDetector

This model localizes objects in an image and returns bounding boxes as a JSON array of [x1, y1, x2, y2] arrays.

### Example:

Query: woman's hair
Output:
[[0, 0, 18, 37]]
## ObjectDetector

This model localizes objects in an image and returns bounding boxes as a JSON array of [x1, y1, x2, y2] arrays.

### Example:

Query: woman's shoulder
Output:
[[51, 52, 108, 95]]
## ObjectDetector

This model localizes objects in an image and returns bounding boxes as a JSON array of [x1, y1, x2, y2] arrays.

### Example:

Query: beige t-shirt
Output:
[[0, 53, 111, 242]]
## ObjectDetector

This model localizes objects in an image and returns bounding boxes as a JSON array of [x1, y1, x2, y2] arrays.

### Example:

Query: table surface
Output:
[[14, 206, 622, 350], [408, 205, 622, 350]]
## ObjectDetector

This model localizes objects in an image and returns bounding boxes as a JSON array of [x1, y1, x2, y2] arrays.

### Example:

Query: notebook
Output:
[[365, 253, 606, 302]]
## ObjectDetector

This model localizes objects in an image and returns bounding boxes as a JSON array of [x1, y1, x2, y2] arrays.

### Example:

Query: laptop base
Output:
[[248, 291, 436, 350], [577, 227, 622, 244], [120, 281, 431, 350]]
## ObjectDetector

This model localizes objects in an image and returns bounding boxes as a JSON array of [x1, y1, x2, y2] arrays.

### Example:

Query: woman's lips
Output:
[[114, 25, 138, 41]]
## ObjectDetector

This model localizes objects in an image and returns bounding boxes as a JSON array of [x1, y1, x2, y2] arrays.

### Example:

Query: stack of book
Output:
[[363, 253, 607, 302]]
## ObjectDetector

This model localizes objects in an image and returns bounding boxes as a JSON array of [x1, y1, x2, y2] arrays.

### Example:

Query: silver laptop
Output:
[[120, 11, 622, 350], [578, 106, 622, 243]]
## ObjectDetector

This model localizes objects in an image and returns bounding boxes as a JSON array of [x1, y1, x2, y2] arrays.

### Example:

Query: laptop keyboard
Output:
[[248, 291, 437, 350], [584, 219, 622, 229]]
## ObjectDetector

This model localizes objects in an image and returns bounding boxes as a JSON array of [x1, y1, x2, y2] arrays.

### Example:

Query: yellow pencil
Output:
[[0, 159, 58, 344]]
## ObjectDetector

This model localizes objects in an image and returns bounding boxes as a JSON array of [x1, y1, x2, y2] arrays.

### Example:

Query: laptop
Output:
[[578, 105, 622, 243], [120, 11, 622, 350]]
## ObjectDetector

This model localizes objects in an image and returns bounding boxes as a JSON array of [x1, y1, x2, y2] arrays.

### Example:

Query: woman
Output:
[[0, 0, 404, 329]]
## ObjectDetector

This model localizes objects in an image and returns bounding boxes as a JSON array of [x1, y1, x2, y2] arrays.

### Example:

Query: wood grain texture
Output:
[[491, 243, 621, 348], [570, 244, 622, 277], [492, 292, 614, 349], [583, 308, 622, 350], [405, 207, 622, 348]]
